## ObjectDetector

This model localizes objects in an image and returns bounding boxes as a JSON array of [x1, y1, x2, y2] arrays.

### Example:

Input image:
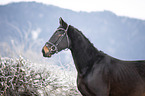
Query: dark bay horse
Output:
[[42, 17, 145, 96]]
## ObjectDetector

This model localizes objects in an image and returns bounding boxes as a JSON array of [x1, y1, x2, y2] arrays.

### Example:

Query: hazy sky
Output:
[[0, 0, 145, 20]]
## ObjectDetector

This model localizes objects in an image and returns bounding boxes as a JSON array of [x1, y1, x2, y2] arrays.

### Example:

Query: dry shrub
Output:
[[0, 57, 80, 96]]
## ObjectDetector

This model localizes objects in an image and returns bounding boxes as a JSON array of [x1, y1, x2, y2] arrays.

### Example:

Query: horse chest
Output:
[[77, 74, 96, 96], [77, 65, 109, 96]]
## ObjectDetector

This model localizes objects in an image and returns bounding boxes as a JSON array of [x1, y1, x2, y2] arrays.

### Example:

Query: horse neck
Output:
[[68, 26, 104, 75]]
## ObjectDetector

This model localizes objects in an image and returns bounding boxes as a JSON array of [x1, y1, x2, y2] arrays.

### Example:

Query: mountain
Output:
[[0, 2, 145, 61]]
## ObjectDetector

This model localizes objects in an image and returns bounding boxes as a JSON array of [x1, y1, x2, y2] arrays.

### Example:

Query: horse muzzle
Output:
[[42, 48, 52, 58]]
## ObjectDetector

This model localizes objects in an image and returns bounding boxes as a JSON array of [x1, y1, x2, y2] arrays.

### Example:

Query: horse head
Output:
[[42, 17, 71, 57]]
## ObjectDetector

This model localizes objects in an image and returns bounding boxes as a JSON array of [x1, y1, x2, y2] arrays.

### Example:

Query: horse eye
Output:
[[51, 46, 56, 51]]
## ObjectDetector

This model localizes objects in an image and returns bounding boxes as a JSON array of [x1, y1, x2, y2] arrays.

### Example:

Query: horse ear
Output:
[[59, 17, 63, 25], [59, 17, 67, 27]]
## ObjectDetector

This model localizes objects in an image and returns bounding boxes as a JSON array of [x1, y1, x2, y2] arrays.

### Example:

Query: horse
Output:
[[42, 17, 145, 96]]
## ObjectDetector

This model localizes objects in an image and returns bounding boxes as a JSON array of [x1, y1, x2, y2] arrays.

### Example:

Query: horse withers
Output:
[[42, 17, 145, 96]]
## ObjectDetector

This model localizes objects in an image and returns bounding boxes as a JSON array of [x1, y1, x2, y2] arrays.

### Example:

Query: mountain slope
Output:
[[0, 2, 145, 60]]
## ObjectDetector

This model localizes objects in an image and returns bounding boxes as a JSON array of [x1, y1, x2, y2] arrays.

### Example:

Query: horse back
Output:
[[133, 60, 145, 80]]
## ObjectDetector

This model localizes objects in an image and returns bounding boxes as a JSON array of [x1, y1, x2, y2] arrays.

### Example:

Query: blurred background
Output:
[[0, 0, 145, 62]]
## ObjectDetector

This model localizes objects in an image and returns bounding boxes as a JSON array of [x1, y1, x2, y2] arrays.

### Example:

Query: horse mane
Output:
[[68, 25, 107, 74], [69, 25, 99, 52]]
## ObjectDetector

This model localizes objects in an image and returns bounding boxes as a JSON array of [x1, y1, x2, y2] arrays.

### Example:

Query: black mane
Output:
[[68, 25, 106, 74]]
